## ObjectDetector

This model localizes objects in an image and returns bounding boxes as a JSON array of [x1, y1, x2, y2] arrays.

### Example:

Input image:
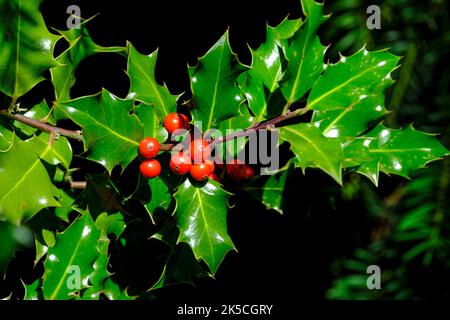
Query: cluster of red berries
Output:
[[138, 112, 255, 182]]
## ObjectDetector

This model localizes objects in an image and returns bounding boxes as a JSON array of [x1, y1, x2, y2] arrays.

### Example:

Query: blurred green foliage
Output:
[[322, 0, 450, 299], [0, 222, 33, 275]]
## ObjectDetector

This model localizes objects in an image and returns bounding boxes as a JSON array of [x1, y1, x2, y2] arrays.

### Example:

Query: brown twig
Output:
[[210, 107, 308, 147], [70, 181, 87, 189], [0, 111, 84, 142], [2, 106, 309, 150]]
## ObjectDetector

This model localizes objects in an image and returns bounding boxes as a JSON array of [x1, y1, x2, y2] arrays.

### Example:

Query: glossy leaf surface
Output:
[[174, 179, 235, 274]]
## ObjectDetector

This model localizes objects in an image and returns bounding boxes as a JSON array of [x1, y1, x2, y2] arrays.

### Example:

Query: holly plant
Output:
[[0, 0, 448, 300]]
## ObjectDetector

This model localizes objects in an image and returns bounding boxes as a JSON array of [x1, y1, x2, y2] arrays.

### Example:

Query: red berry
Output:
[[243, 165, 255, 179], [139, 137, 160, 158], [209, 173, 222, 184], [140, 159, 161, 178], [190, 161, 215, 181], [189, 139, 211, 163], [170, 152, 192, 175], [164, 113, 190, 133], [226, 160, 254, 181], [180, 113, 190, 124], [214, 161, 225, 169]]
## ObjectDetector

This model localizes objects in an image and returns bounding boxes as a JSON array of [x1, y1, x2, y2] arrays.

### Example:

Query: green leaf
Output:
[[174, 179, 235, 274], [215, 103, 254, 159], [0, 138, 60, 225], [79, 174, 124, 217], [42, 229, 56, 247], [244, 167, 290, 214], [34, 133, 73, 170], [238, 72, 284, 124], [81, 239, 111, 300], [189, 32, 247, 130], [54, 189, 75, 222], [23, 279, 42, 300], [0, 222, 33, 275], [42, 213, 101, 300], [238, 18, 301, 123], [134, 103, 168, 143], [51, 17, 125, 103], [0, 123, 14, 151], [26, 208, 60, 265], [279, 123, 344, 184], [103, 277, 135, 300], [312, 92, 387, 138], [57, 89, 143, 172], [307, 48, 400, 111], [280, 0, 328, 104], [131, 154, 179, 220], [127, 42, 178, 119], [34, 240, 48, 266], [345, 124, 450, 185], [145, 177, 173, 218], [151, 243, 208, 290], [252, 18, 302, 93], [150, 217, 179, 245], [95, 212, 126, 239], [0, 0, 60, 98]]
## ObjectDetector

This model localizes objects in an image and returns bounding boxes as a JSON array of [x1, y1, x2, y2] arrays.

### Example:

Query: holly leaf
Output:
[[0, 123, 14, 151], [151, 217, 179, 245], [135, 176, 173, 220], [312, 92, 387, 138], [252, 18, 302, 93], [23, 279, 42, 300], [95, 212, 126, 239], [189, 32, 247, 130], [345, 124, 450, 185], [81, 239, 111, 300], [127, 43, 178, 120], [130, 152, 178, 221], [0, 0, 60, 98], [26, 207, 60, 265], [51, 17, 125, 103], [238, 18, 301, 123], [57, 89, 143, 173], [280, 0, 328, 104], [238, 72, 282, 124], [279, 123, 344, 184], [34, 133, 73, 170], [82, 210, 127, 300], [307, 48, 400, 111], [78, 174, 124, 218], [151, 243, 209, 290], [0, 138, 60, 225], [54, 189, 75, 222], [134, 103, 168, 143], [103, 278, 135, 300], [243, 166, 290, 214], [174, 179, 235, 274], [214, 103, 254, 159], [0, 221, 33, 275], [42, 213, 101, 300]]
